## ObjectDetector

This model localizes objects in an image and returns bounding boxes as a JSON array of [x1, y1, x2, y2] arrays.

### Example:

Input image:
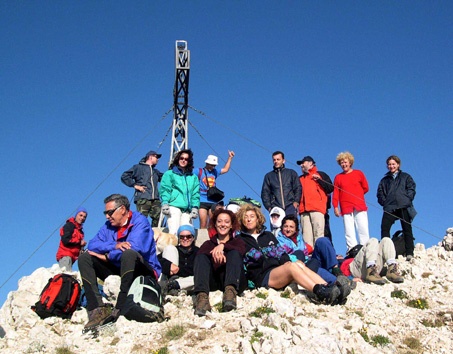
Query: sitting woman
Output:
[[193, 209, 247, 316], [158, 224, 199, 296], [237, 204, 349, 305], [276, 215, 338, 284]]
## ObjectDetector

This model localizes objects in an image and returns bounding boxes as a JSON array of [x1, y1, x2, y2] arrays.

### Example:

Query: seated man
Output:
[[340, 237, 404, 284], [78, 194, 161, 332]]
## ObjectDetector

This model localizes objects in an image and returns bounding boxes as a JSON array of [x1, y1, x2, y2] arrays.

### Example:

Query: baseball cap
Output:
[[296, 156, 315, 165]]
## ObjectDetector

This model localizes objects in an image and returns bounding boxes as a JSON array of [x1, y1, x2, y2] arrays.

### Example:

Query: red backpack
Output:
[[31, 274, 81, 319]]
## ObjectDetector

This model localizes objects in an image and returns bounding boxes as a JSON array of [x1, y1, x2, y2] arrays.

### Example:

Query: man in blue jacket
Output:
[[79, 194, 161, 332], [121, 150, 163, 227]]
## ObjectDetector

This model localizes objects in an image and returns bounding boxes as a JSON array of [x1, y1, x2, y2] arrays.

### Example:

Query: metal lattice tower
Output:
[[169, 40, 190, 165]]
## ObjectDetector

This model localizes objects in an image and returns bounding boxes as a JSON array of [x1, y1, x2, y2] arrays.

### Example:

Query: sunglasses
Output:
[[179, 235, 193, 240], [179, 157, 189, 161], [103, 205, 122, 217]]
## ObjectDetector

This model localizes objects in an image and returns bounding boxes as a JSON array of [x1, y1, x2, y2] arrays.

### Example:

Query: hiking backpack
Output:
[[121, 275, 164, 323], [31, 273, 81, 319]]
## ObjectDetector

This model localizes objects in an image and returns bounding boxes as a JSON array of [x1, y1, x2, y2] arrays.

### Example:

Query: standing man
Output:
[[121, 150, 163, 227], [297, 156, 334, 248], [261, 151, 301, 216], [197, 151, 235, 228], [78, 194, 161, 332]]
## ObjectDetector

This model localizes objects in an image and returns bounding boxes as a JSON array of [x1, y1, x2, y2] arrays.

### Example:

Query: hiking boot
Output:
[[333, 275, 351, 305], [313, 283, 341, 305], [222, 285, 237, 312], [194, 292, 211, 317], [84, 306, 114, 332], [167, 280, 181, 296], [387, 263, 404, 283], [406, 255, 414, 262], [366, 265, 386, 285]]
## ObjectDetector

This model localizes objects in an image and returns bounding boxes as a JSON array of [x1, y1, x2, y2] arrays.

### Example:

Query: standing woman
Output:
[[333, 151, 370, 251], [377, 155, 416, 261], [159, 149, 200, 235], [193, 209, 247, 316], [237, 204, 349, 305]]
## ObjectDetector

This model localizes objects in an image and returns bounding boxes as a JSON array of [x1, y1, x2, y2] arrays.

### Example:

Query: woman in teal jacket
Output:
[[160, 149, 200, 235]]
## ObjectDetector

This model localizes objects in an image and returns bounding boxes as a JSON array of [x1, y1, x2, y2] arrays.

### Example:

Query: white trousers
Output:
[[166, 206, 193, 235], [343, 210, 370, 250]]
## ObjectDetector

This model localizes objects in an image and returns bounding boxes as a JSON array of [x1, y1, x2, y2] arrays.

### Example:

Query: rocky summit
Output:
[[1, 236, 453, 354]]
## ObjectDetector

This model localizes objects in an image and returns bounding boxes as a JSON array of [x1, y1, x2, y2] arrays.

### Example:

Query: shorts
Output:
[[199, 202, 215, 211], [261, 270, 272, 288]]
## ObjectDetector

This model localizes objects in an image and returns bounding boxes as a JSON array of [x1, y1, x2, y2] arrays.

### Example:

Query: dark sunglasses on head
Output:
[[103, 205, 122, 217], [179, 235, 193, 240]]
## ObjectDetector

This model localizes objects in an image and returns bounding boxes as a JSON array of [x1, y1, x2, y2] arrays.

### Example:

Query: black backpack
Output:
[[121, 275, 164, 323], [31, 274, 81, 319], [392, 230, 406, 257]]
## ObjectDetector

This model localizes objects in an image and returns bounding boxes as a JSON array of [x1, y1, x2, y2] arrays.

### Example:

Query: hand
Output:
[[334, 207, 341, 217], [312, 174, 321, 180], [211, 244, 226, 265], [228, 150, 235, 159], [80, 240, 87, 247], [135, 185, 147, 193], [190, 208, 199, 219], [115, 241, 131, 251], [170, 263, 179, 276], [87, 250, 108, 262], [162, 204, 170, 215]]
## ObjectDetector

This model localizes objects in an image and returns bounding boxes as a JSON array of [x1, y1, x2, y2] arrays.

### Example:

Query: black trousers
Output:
[[193, 250, 247, 295], [381, 208, 414, 256], [78, 249, 155, 311]]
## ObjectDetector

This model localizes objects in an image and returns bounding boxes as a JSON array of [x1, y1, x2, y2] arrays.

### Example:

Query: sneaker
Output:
[[194, 292, 211, 317], [333, 275, 351, 305], [313, 283, 341, 305], [406, 255, 414, 262], [366, 265, 386, 285], [84, 306, 114, 332], [222, 285, 237, 312], [386, 263, 404, 283]]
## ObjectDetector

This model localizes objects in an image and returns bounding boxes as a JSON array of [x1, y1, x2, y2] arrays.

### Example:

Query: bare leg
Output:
[[268, 262, 326, 291], [199, 208, 208, 229]]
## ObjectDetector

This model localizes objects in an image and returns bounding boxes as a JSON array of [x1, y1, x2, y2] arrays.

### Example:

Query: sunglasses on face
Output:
[[179, 235, 193, 240], [103, 205, 122, 217], [179, 157, 189, 161]]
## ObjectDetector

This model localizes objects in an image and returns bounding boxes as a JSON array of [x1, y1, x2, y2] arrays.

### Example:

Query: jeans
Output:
[[79, 249, 156, 311]]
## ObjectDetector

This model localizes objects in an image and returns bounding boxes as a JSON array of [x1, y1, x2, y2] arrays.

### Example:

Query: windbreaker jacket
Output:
[[275, 231, 309, 261], [261, 166, 302, 211], [299, 167, 333, 214], [121, 161, 163, 202], [159, 167, 200, 212], [56, 217, 85, 262], [377, 170, 416, 212], [239, 230, 291, 288], [87, 211, 161, 276]]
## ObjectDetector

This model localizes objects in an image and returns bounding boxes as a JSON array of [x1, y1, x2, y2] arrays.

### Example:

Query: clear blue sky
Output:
[[1, 2, 452, 305]]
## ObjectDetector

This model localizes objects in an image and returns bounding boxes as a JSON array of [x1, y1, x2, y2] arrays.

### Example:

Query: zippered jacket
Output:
[[239, 229, 291, 288], [299, 167, 333, 214], [56, 217, 85, 262], [261, 166, 302, 211], [121, 160, 163, 202], [377, 170, 416, 212], [87, 211, 161, 276], [159, 166, 200, 212]]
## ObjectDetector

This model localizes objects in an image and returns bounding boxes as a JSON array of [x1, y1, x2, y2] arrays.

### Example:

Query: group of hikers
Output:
[[54, 148, 416, 332]]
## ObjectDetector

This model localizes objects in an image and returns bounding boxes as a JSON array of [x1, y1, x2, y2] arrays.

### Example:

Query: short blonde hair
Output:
[[236, 204, 266, 232], [336, 151, 354, 166]]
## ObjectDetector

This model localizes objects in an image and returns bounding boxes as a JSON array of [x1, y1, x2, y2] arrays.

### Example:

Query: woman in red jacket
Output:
[[333, 152, 370, 251], [56, 207, 88, 271]]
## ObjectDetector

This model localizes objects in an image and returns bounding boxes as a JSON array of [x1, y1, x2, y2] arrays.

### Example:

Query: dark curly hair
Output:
[[170, 149, 194, 173], [280, 214, 300, 233], [209, 209, 239, 238]]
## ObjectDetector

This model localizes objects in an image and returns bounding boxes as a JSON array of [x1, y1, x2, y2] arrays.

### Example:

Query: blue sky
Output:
[[1, 1, 452, 305]]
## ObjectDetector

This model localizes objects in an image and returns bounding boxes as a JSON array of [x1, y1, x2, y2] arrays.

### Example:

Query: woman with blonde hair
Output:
[[236, 204, 350, 305], [332, 151, 370, 251]]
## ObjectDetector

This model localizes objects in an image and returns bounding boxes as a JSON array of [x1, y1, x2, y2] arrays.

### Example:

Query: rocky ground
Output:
[[1, 240, 453, 354]]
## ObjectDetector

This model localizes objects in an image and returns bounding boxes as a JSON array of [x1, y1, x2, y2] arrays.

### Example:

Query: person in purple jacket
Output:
[[79, 194, 161, 333]]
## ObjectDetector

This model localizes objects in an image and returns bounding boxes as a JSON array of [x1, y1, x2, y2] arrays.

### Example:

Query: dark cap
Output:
[[296, 156, 315, 165], [145, 150, 162, 159]]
